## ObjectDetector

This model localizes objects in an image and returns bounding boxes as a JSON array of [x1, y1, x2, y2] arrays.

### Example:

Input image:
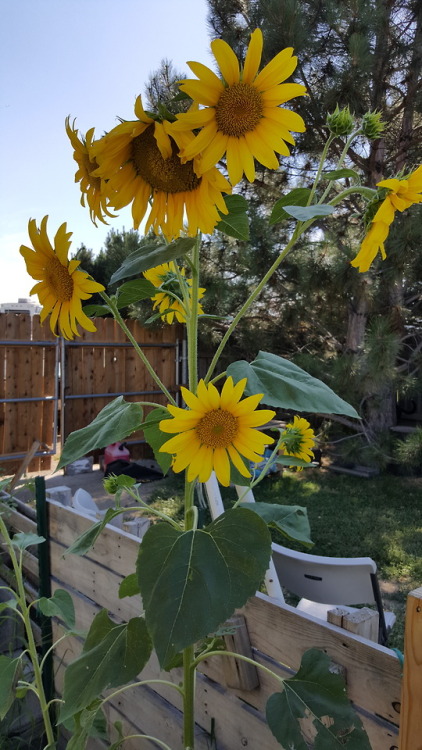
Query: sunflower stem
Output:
[[306, 132, 336, 206], [186, 233, 201, 392], [101, 292, 177, 406], [204, 220, 313, 382], [317, 127, 364, 206]]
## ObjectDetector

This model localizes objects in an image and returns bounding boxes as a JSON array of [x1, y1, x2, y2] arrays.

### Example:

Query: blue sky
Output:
[[0, 0, 211, 302]]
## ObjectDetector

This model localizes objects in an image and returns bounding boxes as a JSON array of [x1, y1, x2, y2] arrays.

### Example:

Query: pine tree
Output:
[[203, 0, 422, 458]]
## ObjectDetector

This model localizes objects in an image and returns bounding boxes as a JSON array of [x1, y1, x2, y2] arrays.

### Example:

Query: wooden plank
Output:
[[47, 499, 140, 578], [241, 593, 401, 725], [399, 586, 422, 750], [0, 502, 38, 535], [221, 615, 259, 690], [9, 440, 41, 491], [49, 539, 142, 623]]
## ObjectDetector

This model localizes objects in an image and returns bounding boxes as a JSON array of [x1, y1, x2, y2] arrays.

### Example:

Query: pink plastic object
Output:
[[104, 442, 131, 470]]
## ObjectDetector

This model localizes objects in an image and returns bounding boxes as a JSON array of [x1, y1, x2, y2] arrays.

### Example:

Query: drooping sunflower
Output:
[[280, 416, 315, 465], [20, 216, 105, 340], [143, 262, 205, 324], [65, 117, 115, 226], [351, 165, 422, 272], [172, 28, 307, 185], [159, 377, 275, 486], [90, 96, 231, 239]]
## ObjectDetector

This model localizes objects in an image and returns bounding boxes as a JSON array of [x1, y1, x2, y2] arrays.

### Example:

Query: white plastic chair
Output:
[[72, 488, 107, 520], [271, 543, 395, 645], [204, 473, 395, 645]]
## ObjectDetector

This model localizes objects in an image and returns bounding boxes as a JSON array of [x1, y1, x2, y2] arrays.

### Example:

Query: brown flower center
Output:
[[131, 125, 201, 193], [45, 257, 74, 301], [195, 409, 239, 449], [215, 82, 263, 137]]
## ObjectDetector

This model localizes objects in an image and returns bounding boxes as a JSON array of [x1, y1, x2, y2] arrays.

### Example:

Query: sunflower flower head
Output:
[[90, 96, 230, 239], [280, 416, 315, 468], [20, 216, 105, 340], [143, 262, 205, 324], [159, 377, 276, 486], [351, 165, 422, 272], [65, 117, 115, 226], [172, 28, 307, 185]]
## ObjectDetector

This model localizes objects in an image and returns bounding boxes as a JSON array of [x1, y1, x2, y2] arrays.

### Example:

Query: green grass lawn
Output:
[[148, 467, 422, 650]]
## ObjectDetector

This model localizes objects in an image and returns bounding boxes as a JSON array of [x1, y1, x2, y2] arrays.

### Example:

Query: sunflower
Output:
[[280, 416, 315, 465], [172, 28, 306, 185], [91, 96, 231, 239], [159, 377, 275, 486], [351, 165, 422, 272], [20, 216, 105, 340], [65, 117, 115, 226], [143, 262, 205, 324]]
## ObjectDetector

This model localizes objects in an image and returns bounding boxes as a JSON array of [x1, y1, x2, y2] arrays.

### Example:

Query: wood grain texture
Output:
[[398, 586, 422, 750]]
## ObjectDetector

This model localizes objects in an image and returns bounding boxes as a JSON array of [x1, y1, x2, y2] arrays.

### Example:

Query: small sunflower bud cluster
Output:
[[326, 105, 355, 136], [103, 473, 136, 495], [361, 110, 385, 140]]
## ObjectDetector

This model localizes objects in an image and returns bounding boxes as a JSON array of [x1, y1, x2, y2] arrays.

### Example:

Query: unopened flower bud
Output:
[[361, 111, 385, 140], [326, 105, 355, 136]]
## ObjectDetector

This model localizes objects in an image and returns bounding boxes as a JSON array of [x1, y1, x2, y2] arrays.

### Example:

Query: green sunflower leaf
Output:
[[266, 648, 371, 749], [11, 532, 45, 550], [119, 573, 140, 599], [58, 397, 144, 469], [109, 238, 197, 284], [59, 613, 152, 723], [239, 502, 313, 546], [143, 407, 173, 475], [216, 194, 249, 241], [115, 279, 157, 307], [269, 188, 312, 224], [283, 204, 335, 221], [322, 168, 360, 181], [136, 507, 271, 668], [64, 508, 124, 557], [227, 351, 360, 419], [82, 304, 111, 317], [0, 655, 21, 720], [38, 588, 75, 629]]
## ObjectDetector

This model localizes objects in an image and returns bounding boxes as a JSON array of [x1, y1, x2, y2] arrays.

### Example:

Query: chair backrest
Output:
[[72, 487, 102, 516], [271, 542, 377, 605]]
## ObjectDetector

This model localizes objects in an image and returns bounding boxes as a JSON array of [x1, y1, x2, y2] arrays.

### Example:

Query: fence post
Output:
[[399, 586, 422, 750]]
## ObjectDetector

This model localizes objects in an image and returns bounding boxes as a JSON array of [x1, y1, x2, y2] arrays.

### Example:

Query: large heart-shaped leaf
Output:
[[58, 397, 144, 469], [239, 502, 312, 546], [227, 351, 360, 419], [137, 507, 271, 667], [270, 188, 312, 225], [109, 238, 196, 284], [216, 194, 249, 240], [115, 279, 157, 308], [266, 648, 371, 749], [60, 614, 151, 723]]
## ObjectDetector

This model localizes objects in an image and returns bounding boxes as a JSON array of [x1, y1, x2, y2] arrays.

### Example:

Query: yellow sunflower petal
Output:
[[213, 447, 231, 486], [242, 29, 263, 84], [211, 38, 240, 86], [254, 47, 295, 89]]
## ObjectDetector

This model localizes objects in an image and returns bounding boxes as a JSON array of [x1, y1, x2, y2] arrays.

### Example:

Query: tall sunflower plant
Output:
[[16, 27, 422, 750]]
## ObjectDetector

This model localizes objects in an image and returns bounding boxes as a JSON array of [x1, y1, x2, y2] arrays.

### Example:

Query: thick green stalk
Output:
[[0, 516, 56, 747], [204, 221, 312, 382], [101, 292, 177, 406], [186, 233, 201, 392]]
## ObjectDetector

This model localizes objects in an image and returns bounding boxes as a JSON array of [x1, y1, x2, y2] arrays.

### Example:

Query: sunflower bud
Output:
[[103, 473, 135, 495], [326, 105, 355, 136], [361, 110, 385, 140]]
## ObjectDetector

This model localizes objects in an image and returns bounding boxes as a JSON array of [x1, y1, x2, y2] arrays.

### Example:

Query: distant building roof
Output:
[[0, 298, 41, 315]]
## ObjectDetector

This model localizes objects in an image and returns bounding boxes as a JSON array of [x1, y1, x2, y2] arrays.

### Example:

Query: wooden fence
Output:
[[2, 496, 417, 750], [0, 313, 184, 474]]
